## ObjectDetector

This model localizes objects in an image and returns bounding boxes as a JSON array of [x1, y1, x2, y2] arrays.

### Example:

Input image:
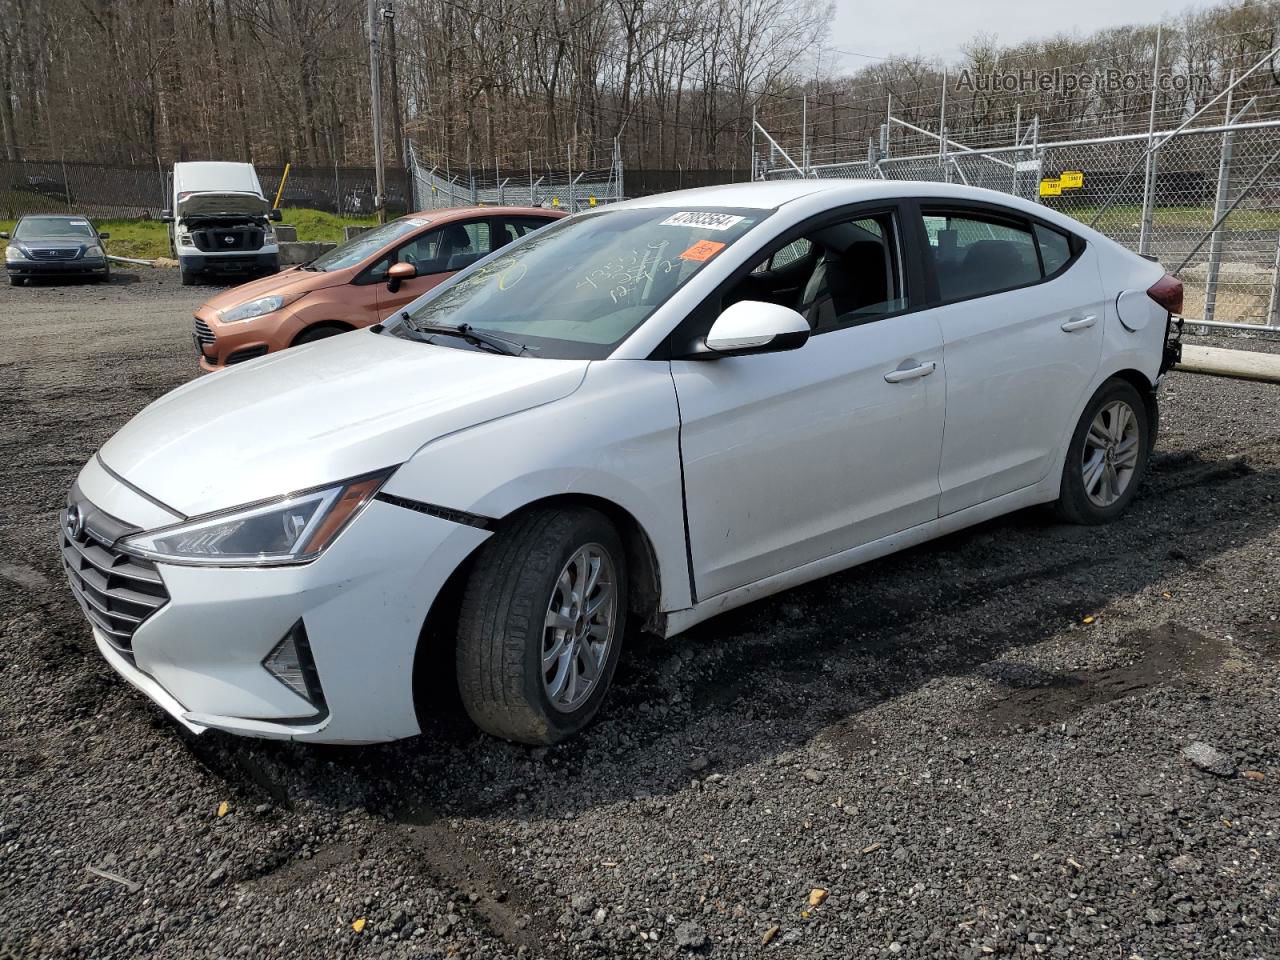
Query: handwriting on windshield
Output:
[[575, 240, 677, 304]]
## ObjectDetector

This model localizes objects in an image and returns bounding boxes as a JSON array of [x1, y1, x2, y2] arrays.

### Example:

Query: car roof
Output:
[[402, 205, 567, 220]]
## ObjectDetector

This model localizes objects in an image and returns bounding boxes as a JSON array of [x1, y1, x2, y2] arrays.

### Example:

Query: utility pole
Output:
[[367, 0, 386, 223], [384, 3, 405, 169]]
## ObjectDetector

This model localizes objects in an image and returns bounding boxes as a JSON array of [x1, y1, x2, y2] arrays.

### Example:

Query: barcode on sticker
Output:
[[660, 212, 745, 231]]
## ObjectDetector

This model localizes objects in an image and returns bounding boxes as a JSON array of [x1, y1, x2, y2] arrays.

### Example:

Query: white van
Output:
[[161, 162, 281, 285]]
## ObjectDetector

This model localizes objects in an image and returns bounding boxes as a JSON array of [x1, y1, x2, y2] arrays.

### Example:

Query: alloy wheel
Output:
[[542, 543, 617, 713], [1082, 399, 1140, 507]]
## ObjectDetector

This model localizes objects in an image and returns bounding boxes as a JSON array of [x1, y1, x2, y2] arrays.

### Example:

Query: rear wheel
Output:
[[1055, 378, 1150, 524], [456, 507, 626, 744]]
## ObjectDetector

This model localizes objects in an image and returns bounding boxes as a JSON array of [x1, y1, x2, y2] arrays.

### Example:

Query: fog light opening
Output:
[[262, 619, 327, 712]]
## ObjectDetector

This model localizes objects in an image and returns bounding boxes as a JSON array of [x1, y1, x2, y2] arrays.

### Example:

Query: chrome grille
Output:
[[29, 247, 78, 260], [193, 316, 215, 345], [61, 507, 168, 655]]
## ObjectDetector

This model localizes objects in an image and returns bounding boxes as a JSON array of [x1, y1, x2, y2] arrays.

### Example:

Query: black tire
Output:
[[456, 507, 627, 744], [180, 269, 198, 287], [8, 275, 23, 286], [293, 325, 347, 345], [1055, 378, 1151, 525], [95, 267, 110, 284]]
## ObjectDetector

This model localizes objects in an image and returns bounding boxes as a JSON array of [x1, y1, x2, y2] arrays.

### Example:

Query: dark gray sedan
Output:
[[4, 214, 110, 285]]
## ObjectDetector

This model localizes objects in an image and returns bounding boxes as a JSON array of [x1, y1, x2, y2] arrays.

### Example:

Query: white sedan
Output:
[[61, 181, 1183, 745]]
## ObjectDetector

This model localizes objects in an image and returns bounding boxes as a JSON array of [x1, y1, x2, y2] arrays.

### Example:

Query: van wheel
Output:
[[1055, 378, 1150, 525], [456, 507, 627, 744], [180, 269, 198, 287], [293, 325, 346, 346]]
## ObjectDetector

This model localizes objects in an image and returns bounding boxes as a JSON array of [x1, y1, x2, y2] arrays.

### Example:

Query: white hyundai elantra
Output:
[[61, 180, 1183, 745]]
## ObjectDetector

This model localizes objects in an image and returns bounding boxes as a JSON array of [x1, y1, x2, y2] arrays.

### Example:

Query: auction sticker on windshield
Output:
[[679, 240, 726, 262], [660, 212, 746, 230]]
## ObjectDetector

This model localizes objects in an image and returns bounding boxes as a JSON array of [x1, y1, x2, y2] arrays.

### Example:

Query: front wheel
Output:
[[8, 275, 23, 286], [456, 507, 627, 744], [1055, 378, 1150, 524], [180, 269, 198, 287]]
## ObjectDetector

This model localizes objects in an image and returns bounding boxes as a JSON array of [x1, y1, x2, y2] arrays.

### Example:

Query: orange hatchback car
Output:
[[191, 206, 564, 370]]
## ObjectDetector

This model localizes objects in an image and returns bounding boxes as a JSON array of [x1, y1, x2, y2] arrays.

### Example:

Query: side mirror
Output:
[[386, 261, 416, 293], [701, 300, 810, 357], [159, 209, 173, 223], [97, 231, 110, 240], [270, 208, 283, 222]]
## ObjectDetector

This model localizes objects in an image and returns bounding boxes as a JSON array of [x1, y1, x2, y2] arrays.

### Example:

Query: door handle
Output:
[[1060, 314, 1097, 332], [884, 360, 937, 383]]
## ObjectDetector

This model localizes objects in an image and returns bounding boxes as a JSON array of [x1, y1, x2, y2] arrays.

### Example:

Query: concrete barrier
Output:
[[274, 224, 298, 242], [343, 225, 370, 241], [278, 241, 334, 265]]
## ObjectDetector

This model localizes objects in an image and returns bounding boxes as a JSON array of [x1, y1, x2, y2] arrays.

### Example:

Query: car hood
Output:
[[198, 265, 349, 313], [99, 330, 589, 518], [15, 236, 91, 251], [177, 191, 270, 218]]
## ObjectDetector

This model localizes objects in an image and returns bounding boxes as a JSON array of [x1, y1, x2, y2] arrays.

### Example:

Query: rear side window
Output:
[[1035, 223, 1073, 276], [921, 210, 1040, 301]]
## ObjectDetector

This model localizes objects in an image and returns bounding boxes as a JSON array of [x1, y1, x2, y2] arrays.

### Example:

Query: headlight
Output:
[[218, 294, 290, 324], [120, 469, 392, 566], [83, 244, 104, 258], [5, 245, 26, 262]]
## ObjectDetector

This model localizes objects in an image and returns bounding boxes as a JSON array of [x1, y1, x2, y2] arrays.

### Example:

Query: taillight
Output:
[[1147, 273, 1183, 315]]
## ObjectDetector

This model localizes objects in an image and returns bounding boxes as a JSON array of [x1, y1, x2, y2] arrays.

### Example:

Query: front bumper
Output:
[[65, 459, 491, 743], [179, 252, 279, 276], [193, 304, 283, 371], [8, 258, 107, 276]]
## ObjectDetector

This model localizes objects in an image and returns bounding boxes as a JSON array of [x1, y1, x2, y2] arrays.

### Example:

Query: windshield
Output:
[[309, 217, 429, 271], [391, 206, 768, 359], [16, 217, 94, 239]]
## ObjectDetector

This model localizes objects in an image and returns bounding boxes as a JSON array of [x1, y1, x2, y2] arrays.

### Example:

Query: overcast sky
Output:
[[828, 0, 1196, 67]]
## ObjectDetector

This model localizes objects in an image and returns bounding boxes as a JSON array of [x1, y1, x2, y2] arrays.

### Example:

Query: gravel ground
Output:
[[1, 271, 1279, 960]]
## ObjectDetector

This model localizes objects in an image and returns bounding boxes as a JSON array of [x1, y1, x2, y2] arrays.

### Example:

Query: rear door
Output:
[[914, 204, 1106, 514]]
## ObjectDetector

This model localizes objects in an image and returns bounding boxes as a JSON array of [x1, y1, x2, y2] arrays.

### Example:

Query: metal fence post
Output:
[[1269, 233, 1280, 328], [1204, 78, 1236, 324], [1138, 26, 1163, 255]]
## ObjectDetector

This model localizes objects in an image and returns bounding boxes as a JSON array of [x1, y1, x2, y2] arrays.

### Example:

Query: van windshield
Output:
[[389, 206, 767, 360], [308, 218, 429, 272]]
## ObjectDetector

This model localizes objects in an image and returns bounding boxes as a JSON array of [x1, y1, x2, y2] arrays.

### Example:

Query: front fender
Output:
[[380, 360, 692, 612]]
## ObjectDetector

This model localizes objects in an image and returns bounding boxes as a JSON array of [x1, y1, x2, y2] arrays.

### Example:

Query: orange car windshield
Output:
[[307, 217, 429, 272]]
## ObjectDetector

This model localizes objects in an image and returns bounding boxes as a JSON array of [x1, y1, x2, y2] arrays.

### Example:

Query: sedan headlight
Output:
[[5, 245, 26, 262], [218, 294, 291, 324], [83, 244, 104, 258], [120, 469, 392, 566]]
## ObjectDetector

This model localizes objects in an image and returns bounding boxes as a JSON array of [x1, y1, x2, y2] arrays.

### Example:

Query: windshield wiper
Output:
[[400, 314, 531, 356]]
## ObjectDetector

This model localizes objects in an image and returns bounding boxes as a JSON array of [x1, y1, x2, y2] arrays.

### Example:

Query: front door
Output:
[[374, 218, 494, 319], [671, 207, 947, 600]]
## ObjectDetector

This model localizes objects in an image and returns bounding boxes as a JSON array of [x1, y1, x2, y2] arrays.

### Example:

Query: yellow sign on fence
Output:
[[1060, 170, 1084, 189], [551, 197, 561, 207], [588, 196, 598, 207], [1039, 178, 1062, 197]]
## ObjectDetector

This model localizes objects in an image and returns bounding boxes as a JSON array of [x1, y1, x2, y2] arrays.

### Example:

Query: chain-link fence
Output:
[[759, 118, 1280, 332], [407, 143, 625, 214], [0, 156, 413, 220]]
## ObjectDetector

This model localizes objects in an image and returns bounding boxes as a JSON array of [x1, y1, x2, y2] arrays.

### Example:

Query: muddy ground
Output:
[[1, 270, 1278, 959]]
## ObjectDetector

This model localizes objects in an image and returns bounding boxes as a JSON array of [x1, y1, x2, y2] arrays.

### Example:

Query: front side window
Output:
[[728, 211, 905, 332], [390, 206, 768, 359], [921, 210, 1040, 301]]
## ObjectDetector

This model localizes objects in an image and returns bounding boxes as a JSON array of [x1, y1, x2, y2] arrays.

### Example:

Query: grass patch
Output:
[[0, 208, 381, 262]]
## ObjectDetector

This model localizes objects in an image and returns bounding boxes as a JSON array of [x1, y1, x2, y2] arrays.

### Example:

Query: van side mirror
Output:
[[386, 261, 416, 293], [97, 231, 110, 240], [270, 209, 283, 222], [696, 300, 810, 358], [159, 209, 173, 223]]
